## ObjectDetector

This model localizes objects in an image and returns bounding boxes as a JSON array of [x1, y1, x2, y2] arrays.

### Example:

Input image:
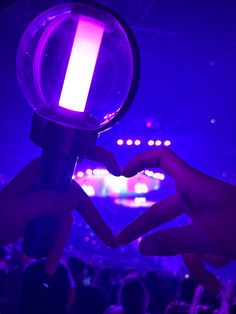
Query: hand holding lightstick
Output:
[[17, 2, 139, 258]]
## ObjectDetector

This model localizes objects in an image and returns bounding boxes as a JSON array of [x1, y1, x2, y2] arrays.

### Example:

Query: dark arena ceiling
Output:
[[0, 0, 236, 182]]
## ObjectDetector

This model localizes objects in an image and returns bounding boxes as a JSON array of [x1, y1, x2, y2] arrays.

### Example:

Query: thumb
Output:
[[138, 224, 217, 256], [87, 145, 121, 177], [182, 253, 221, 293], [45, 212, 73, 275]]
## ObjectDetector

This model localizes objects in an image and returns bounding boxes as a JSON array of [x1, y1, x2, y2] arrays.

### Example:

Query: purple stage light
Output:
[[134, 139, 141, 146], [146, 120, 152, 128]]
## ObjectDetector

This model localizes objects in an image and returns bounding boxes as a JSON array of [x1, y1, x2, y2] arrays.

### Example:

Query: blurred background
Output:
[[0, 0, 236, 279]]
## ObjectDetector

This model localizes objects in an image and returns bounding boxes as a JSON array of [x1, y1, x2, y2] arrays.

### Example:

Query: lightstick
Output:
[[16, 2, 139, 258]]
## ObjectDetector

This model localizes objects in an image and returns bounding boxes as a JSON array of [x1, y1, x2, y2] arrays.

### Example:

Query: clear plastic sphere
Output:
[[17, 3, 137, 131]]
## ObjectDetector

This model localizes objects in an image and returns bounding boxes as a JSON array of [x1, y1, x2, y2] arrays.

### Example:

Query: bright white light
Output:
[[134, 139, 141, 146], [86, 169, 93, 176], [164, 140, 171, 146], [82, 184, 95, 196], [77, 171, 84, 178], [134, 197, 147, 204], [114, 198, 155, 208], [117, 139, 124, 145], [153, 172, 165, 180], [155, 140, 162, 146], [104, 175, 128, 194], [93, 169, 109, 176], [59, 18, 105, 112], [126, 139, 133, 146], [148, 140, 154, 146], [92, 169, 98, 175], [72, 174, 75, 180], [135, 182, 149, 194], [144, 170, 153, 177]]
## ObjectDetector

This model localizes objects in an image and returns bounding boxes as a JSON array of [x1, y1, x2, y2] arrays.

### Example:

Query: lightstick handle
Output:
[[22, 113, 98, 258], [22, 150, 78, 258], [37, 149, 78, 190]]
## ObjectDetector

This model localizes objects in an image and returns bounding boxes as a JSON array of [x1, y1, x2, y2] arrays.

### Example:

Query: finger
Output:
[[71, 181, 119, 248], [122, 147, 192, 178], [203, 254, 231, 268], [45, 212, 73, 275], [11, 190, 78, 221], [182, 253, 221, 293], [118, 194, 183, 244], [1, 158, 40, 196], [138, 223, 218, 256], [87, 145, 121, 176]]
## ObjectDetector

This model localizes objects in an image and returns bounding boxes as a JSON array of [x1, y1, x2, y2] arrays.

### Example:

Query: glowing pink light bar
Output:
[[59, 18, 105, 112]]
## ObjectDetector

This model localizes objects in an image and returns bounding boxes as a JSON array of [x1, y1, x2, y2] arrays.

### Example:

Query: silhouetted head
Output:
[[120, 276, 149, 314], [20, 261, 70, 314], [68, 256, 85, 285], [178, 277, 198, 303], [230, 304, 236, 314], [75, 285, 109, 314], [96, 267, 114, 288]]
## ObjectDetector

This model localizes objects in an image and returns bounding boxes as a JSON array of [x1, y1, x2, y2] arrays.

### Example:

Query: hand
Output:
[[118, 147, 236, 293], [0, 146, 120, 272]]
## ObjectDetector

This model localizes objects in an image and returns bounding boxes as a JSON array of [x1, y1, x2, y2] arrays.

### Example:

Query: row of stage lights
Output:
[[73, 168, 163, 198], [116, 139, 171, 146], [73, 168, 165, 180], [72, 139, 170, 199]]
